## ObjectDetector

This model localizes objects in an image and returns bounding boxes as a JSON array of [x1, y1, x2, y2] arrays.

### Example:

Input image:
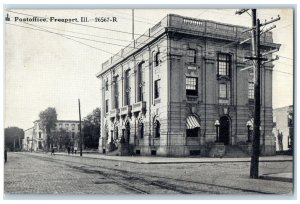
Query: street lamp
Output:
[[214, 120, 220, 143], [246, 120, 252, 142]]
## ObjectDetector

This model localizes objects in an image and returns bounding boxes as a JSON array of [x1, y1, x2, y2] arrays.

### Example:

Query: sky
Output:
[[4, 8, 294, 130]]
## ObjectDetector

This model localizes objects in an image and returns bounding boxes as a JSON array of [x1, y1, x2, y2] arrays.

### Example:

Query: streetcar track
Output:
[[23, 153, 279, 194]]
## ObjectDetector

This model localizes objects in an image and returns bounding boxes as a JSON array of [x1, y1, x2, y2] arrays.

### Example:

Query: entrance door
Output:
[[219, 116, 230, 145]]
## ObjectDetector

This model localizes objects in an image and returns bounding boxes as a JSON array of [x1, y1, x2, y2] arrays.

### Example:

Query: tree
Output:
[[82, 108, 100, 149], [5, 127, 24, 151], [39, 107, 57, 149]]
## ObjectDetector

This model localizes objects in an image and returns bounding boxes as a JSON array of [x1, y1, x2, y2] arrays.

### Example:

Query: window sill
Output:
[[186, 95, 198, 102], [217, 75, 231, 80], [154, 98, 161, 104]]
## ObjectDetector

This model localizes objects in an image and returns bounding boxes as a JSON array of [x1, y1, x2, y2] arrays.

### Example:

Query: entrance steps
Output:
[[106, 143, 132, 156], [224, 145, 250, 158]]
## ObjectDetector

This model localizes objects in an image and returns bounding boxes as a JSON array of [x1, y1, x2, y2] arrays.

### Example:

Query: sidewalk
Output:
[[53, 152, 293, 164]]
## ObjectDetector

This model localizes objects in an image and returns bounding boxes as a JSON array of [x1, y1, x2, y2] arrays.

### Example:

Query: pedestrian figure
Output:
[[74, 146, 77, 154], [51, 147, 55, 156], [71, 146, 74, 154], [4, 149, 7, 163], [67, 146, 71, 155]]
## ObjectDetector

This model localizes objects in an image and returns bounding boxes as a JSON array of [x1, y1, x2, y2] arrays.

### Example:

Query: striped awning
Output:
[[186, 116, 201, 129]]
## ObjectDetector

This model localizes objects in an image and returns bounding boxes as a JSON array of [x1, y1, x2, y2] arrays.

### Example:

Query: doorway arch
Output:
[[219, 116, 231, 145]]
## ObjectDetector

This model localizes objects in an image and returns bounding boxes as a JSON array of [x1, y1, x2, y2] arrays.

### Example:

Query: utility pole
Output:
[[132, 9, 135, 40], [78, 99, 82, 156], [236, 9, 280, 179], [250, 18, 261, 179]]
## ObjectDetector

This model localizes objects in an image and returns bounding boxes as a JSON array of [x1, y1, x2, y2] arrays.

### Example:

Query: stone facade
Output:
[[97, 14, 280, 156]]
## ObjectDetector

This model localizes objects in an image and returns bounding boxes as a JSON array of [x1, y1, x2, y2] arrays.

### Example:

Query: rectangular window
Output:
[[72, 124, 75, 130], [187, 49, 196, 63], [105, 80, 109, 91], [65, 124, 69, 130], [248, 71, 254, 99], [105, 99, 109, 113], [217, 53, 231, 76], [155, 52, 160, 67], [138, 63, 145, 102], [114, 76, 119, 109], [39, 132, 41, 138], [219, 83, 227, 98], [125, 70, 131, 105], [154, 79, 161, 99], [248, 82, 254, 99], [186, 77, 198, 96], [59, 123, 62, 129], [78, 124, 80, 130]]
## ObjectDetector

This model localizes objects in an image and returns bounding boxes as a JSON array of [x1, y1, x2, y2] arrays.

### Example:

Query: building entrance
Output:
[[219, 116, 230, 145]]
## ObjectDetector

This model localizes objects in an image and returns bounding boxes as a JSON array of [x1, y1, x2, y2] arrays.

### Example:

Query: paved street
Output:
[[4, 152, 293, 197]]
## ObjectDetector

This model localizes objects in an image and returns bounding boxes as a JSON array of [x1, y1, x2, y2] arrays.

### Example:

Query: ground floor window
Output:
[[186, 127, 199, 137], [138, 122, 144, 139], [154, 120, 160, 138]]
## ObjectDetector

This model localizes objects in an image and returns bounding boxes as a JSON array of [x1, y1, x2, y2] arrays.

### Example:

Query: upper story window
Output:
[[65, 124, 69, 130], [71, 124, 75, 131], [78, 124, 80, 130], [105, 80, 109, 91], [217, 53, 231, 77], [219, 83, 227, 99], [155, 52, 161, 67], [114, 76, 119, 109], [186, 77, 198, 96], [248, 71, 254, 99], [187, 49, 196, 63], [124, 70, 131, 106], [154, 79, 161, 99], [137, 62, 145, 102], [59, 123, 63, 129]]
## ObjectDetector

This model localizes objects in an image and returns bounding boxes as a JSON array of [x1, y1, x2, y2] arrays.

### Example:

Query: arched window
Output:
[[114, 126, 118, 140], [154, 120, 161, 138]]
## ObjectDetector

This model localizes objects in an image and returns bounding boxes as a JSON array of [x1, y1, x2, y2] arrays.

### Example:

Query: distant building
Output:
[[273, 105, 293, 151], [22, 127, 34, 151], [27, 120, 82, 151], [97, 14, 280, 156]]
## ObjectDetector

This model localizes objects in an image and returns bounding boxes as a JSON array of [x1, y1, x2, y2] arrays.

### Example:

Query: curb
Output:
[[259, 175, 293, 183], [53, 153, 293, 164]]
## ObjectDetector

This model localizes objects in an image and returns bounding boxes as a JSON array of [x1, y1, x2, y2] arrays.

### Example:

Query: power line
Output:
[[8, 21, 250, 59], [6, 22, 117, 55], [277, 55, 294, 61], [21, 21, 133, 43], [273, 69, 293, 75]]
